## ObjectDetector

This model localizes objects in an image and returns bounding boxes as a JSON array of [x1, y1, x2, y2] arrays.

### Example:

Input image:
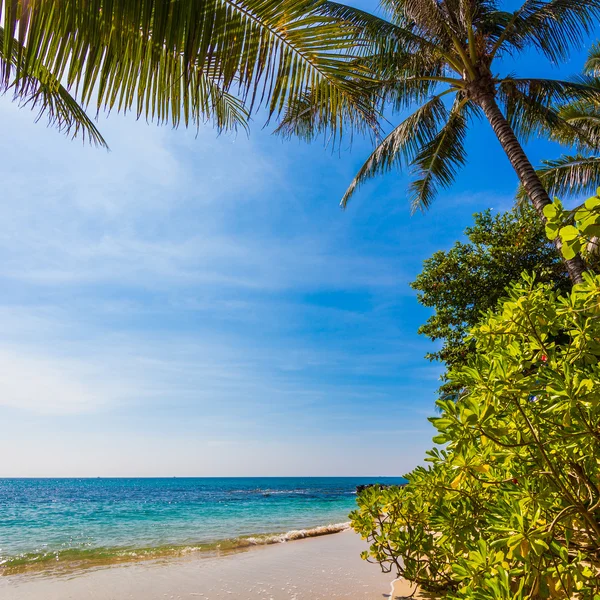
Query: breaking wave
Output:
[[0, 522, 351, 577]]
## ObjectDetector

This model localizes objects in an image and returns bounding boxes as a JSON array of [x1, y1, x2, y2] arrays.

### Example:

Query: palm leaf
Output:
[[584, 42, 600, 76], [408, 96, 472, 212], [340, 92, 451, 208], [320, 1, 473, 88], [552, 100, 600, 149], [493, 0, 600, 63], [0, 25, 106, 146], [322, 1, 449, 58], [1, 0, 376, 139], [273, 80, 377, 143], [499, 77, 600, 106], [534, 154, 600, 199], [195, 73, 251, 133], [498, 77, 600, 144], [379, 0, 455, 46]]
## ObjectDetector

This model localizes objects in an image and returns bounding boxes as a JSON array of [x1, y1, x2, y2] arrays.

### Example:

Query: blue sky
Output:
[[0, 3, 595, 476]]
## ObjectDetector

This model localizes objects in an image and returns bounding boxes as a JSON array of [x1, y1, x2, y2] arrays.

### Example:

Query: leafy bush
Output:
[[351, 274, 600, 599]]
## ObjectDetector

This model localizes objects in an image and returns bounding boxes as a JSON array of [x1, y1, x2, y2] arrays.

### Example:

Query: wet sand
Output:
[[0, 529, 421, 600]]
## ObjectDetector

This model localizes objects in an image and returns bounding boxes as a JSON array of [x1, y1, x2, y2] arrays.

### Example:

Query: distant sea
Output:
[[0, 477, 405, 574]]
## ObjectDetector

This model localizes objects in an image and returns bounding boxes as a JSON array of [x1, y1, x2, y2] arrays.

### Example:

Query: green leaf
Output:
[[543, 203, 559, 219], [584, 195, 600, 210], [545, 223, 560, 240], [562, 243, 577, 260], [581, 223, 600, 237], [559, 225, 580, 242]]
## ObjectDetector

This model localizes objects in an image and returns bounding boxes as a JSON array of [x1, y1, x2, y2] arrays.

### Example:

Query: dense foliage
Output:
[[351, 274, 600, 599], [411, 206, 569, 396]]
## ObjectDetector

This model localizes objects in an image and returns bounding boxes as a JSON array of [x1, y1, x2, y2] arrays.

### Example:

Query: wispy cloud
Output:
[[0, 94, 474, 474]]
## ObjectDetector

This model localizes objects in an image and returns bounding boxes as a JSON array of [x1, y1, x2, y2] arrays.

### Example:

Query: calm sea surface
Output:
[[0, 477, 405, 572]]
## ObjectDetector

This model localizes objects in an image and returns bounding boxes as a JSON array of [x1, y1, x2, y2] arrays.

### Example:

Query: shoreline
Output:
[[0, 529, 420, 600], [0, 522, 352, 578]]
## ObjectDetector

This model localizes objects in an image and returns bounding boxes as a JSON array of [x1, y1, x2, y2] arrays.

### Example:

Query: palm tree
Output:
[[278, 0, 600, 284], [0, 0, 376, 146]]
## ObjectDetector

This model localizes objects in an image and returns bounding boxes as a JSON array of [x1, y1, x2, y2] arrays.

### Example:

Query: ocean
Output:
[[0, 477, 405, 574]]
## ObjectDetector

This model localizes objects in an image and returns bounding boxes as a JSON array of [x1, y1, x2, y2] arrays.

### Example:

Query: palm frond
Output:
[[340, 92, 452, 208], [535, 154, 600, 199], [584, 42, 600, 76], [494, 0, 600, 64], [552, 100, 600, 149], [274, 67, 455, 143], [498, 77, 600, 144], [373, 49, 454, 111], [0, 26, 106, 146], [499, 85, 560, 142], [319, 2, 424, 57], [379, 0, 454, 45], [1, 0, 375, 139], [409, 96, 472, 212], [196, 73, 251, 133], [273, 76, 378, 143], [318, 2, 457, 89], [500, 77, 600, 105]]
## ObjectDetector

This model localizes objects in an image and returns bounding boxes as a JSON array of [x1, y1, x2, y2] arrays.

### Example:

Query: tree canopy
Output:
[[411, 205, 569, 396], [280, 0, 600, 210]]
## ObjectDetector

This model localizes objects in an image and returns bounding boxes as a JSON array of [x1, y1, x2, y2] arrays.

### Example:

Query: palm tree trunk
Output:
[[477, 93, 586, 285]]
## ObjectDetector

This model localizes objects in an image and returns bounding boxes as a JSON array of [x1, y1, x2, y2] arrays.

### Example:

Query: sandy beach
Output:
[[0, 529, 420, 600]]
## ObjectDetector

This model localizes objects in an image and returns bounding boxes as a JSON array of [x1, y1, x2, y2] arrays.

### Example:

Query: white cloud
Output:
[[0, 347, 117, 414]]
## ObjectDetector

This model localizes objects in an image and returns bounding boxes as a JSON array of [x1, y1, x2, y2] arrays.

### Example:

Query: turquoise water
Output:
[[0, 477, 404, 572]]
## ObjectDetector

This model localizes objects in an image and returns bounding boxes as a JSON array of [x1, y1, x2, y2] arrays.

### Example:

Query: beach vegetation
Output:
[[544, 192, 600, 263], [351, 273, 600, 599]]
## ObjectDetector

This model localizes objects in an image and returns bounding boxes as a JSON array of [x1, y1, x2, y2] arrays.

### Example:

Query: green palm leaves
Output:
[[0, 25, 107, 146], [4, 0, 600, 221], [536, 155, 600, 199], [340, 93, 470, 211], [1, 0, 375, 144]]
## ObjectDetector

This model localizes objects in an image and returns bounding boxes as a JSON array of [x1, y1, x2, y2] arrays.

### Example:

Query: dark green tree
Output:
[[411, 205, 570, 396]]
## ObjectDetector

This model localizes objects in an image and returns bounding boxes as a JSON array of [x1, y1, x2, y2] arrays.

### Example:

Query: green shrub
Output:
[[351, 274, 600, 599]]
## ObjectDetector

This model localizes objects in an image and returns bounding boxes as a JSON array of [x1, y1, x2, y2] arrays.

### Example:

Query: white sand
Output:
[[0, 529, 422, 600]]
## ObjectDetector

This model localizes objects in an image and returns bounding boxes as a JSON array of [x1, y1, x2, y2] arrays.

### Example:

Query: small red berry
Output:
[[541, 355, 547, 362], [512, 478, 518, 485]]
